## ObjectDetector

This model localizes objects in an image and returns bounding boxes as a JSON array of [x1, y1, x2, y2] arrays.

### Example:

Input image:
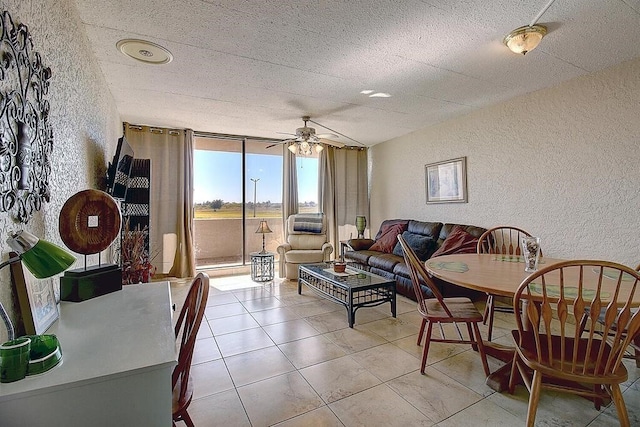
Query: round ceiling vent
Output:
[[116, 39, 173, 64]]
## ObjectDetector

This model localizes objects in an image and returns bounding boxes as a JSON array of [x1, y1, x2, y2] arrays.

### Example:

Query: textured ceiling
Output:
[[73, 0, 640, 146]]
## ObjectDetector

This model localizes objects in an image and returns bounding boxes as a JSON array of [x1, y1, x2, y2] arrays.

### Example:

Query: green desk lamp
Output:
[[0, 230, 75, 342]]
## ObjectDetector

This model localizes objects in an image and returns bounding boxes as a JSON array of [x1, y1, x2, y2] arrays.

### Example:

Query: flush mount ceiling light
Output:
[[116, 39, 173, 64], [504, 0, 555, 55], [503, 25, 547, 55]]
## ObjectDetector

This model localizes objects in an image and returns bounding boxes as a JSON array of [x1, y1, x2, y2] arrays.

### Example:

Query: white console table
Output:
[[0, 281, 176, 426]]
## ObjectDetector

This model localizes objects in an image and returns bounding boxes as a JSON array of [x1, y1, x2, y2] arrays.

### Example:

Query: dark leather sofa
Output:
[[344, 219, 487, 302]]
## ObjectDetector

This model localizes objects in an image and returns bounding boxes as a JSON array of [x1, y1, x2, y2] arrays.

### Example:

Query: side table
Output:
[[250, 252, 274, 282]]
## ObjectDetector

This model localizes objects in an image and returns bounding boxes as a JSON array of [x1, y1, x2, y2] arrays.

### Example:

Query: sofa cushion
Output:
[[347, 239, 374, 251], [368, 253, 403, 271], [373, 219, 409, 241], [369, 222, 407, 253], [431, 225, 479, 257], [438, 223, 486, 245], [392, 231, 437, 261], [407, 220, 443, 240], [345, 250, 377, 265]]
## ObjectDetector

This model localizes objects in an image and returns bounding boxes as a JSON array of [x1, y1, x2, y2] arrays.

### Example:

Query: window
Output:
[[296, 154, 319, 213], [193, 136, 283, 267]]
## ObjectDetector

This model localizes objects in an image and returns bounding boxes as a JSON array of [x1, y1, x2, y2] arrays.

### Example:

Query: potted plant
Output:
[[120, 218, 156, 285]]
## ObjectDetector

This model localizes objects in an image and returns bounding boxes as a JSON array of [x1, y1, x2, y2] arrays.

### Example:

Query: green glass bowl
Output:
[[25, 334, 62, 376]]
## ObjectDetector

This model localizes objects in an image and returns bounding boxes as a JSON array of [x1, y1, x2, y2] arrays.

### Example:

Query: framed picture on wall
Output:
[[425, 157, 468, 204], [9, 253, 59, 335]]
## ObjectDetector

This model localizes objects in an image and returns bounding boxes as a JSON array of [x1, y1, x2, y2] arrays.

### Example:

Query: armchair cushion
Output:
[[278, 213, 333, 280], [292, 213, 324, 233], [369, 223, 407, 253]]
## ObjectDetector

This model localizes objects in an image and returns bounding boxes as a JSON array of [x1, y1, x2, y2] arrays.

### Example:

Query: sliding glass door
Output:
[[193, 136, 283, 268]]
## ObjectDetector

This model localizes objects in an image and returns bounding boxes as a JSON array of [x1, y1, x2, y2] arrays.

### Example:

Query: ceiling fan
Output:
[[268, 116, 347, 155]]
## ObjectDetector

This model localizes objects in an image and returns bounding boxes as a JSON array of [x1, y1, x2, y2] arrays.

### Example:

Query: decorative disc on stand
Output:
[[58, 189, 123, 302], [59, 189, 121, 254]]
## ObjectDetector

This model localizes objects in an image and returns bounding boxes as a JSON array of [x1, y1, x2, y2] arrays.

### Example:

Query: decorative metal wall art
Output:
[[0, 10, 53, 223]]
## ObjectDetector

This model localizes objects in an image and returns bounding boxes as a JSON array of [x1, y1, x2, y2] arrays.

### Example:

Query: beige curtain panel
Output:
[[124, 123, 196, 278], [320, 146, 369, 254]]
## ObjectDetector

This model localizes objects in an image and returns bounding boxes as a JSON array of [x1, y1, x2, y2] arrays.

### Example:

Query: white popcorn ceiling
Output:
[[73, 0, 640, 145]]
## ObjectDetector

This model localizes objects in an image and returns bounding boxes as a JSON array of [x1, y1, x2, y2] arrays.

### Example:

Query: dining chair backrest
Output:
[[173, 272, 210, 407], [513, 260, 640, 377], [397, 235, 451, 317], [477, 226, 534, 256]]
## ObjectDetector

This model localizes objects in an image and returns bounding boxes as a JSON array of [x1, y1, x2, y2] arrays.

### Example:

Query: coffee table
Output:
[[298, 263, 396, 328]]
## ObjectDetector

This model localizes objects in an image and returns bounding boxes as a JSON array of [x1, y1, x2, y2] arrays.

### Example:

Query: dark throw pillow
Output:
[[392, 231, 437, 261], [431, 225, 479, 258], [369, 223, 408, 253]]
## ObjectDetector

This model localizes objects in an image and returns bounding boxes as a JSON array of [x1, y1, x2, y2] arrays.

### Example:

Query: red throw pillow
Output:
[[369, 223, 408, 253], [431, 225, 479, 257]]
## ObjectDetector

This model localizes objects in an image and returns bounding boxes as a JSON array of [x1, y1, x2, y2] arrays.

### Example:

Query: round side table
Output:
[[250, 252, 274, 282]]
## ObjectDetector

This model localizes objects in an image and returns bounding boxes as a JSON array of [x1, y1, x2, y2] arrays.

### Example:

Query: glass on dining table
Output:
[[521, 236, 541, 272]]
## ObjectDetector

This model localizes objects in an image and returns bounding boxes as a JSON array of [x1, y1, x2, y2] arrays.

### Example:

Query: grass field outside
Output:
[[195, 205, 317, 219]]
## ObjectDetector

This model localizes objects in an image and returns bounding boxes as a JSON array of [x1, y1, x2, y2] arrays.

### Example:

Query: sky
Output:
[[193, 150, 318, 204]]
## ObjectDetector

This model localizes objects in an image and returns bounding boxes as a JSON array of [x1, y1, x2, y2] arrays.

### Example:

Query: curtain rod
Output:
[[124, 123, 182, 136], [125, 123, 366, 149], [193, 130, 282, 143]]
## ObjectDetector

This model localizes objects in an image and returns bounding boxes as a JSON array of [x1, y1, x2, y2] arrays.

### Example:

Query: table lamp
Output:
[[255, 220, 272, 254], [0, 231, 75, 341]]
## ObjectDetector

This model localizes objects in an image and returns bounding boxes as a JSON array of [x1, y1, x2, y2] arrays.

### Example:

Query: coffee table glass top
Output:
[[299, 263, 394, 289]]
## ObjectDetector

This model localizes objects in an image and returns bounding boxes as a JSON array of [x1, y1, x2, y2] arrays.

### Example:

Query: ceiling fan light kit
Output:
[[503, 24, 547, 55]]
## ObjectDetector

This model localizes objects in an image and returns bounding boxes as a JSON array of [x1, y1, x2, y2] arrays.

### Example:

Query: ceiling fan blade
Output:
[[276, 131, 296, 136], [265, 140, 292, 149], [316, 133, 339, 139], [308, 119, 365, 146], [319, 138, 345, 148]]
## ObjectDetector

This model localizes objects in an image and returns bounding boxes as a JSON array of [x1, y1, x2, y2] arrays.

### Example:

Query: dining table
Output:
[[425, 253, 568, 392]]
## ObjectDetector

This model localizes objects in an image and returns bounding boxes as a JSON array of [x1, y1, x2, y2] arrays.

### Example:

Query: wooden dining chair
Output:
[[509, 260, 640, 427], [397, 235, 490, 376], [172, 273, 210, 426], [477, 226, 537, 341], [587, 262, 640, 368]]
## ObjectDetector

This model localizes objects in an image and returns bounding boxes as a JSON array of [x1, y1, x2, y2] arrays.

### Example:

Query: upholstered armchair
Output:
[[277, 213, 333, 280]]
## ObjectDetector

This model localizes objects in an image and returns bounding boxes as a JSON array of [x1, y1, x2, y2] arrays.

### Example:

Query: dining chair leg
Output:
[[472, 322, 490, 376], [421, 321, 434, 374], [610, 383, 631, 427], [483, 293, 492, 324], [417, 318, 427, 346], [486, 295, 495, 342], [526, 370, 542, 427], [508, 352, 520, 394], [633, 335, 640, 368], [466, 323, 478, 351]]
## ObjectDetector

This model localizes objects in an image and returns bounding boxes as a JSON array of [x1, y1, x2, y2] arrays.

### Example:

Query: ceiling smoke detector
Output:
[[116, 39, 173, 64]]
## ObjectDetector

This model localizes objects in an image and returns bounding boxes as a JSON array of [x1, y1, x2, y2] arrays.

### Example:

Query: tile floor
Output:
[[170, 274, 640, 427]]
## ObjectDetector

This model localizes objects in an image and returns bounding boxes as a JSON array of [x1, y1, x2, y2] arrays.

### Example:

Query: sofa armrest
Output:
[[321, 242, 334, 261], [347, 238, 375, 251]]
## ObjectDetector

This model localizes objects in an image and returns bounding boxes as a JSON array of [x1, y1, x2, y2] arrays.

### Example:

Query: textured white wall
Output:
[[0, 0, 120, 341], [370, 57, 640, 266]]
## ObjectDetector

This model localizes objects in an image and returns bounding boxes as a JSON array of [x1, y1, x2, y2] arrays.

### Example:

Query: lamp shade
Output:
[[255, 220, 272, 234], [503, 25, 547, 55], [7, 231, 75, 279]]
